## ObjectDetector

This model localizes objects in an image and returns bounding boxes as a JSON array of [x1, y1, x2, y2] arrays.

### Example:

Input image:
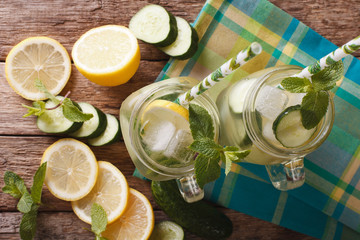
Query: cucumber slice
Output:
[[160, 17, 199, 60], [149, 221, 184, 240], [228, 78, 257, 113], [37, 96, 83, 134], [88, 114, 121, 146], [129, 4, 178, 47], [272, 105, 317, 148], [70, 102, 107, 139]]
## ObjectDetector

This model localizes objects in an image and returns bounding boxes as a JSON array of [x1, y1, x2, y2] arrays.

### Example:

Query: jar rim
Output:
[[128, 79, 220, 178], [243, 65, 335, 157]]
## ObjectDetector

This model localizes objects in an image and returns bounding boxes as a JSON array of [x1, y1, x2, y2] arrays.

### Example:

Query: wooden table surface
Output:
[[1, 1, 359, 239]]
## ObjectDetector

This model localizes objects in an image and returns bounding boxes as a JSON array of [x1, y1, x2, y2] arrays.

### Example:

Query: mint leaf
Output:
[[20, 204, 39, 240], [189, 104, 214, 140], [30, 162, 47, 204], [194, 154, 220, 189], [311, 61, 344, 91], [2, 171, 27, 198], [91, 203, 108, 236], [223, 149, 250, 175], [22, 101, 46, 117], [224, 149, 251, 163], [17, 191, 34, 213], [281, 77, 313, 93], [301, 91, 329, 129], [189, 138, 222, 158], [35, 79, 59, 104], [62, 98, 93, 122]]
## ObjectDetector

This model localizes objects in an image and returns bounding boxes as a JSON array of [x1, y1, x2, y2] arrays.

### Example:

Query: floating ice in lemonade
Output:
[[216, 65, 335, 190], [119, 77, 219, 202]]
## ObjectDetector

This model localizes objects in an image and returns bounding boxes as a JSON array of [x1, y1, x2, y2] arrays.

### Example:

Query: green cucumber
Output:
[[149, 221, 184, 240], [37, 96, 83, 134], [129, 4, 178, 47], [272, 105, 317, 148], [151, 180, 233, 240], [88, 114, 121, 146], [70, 102, 107, 139], [160, 17, 199, 60]]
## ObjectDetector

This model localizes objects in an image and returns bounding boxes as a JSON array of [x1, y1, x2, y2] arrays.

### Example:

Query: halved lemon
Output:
[[72, 25, 140, 86], [41, 138, 98, 201], [72, 161, 129, 224], [5, 37, 71, 101], [101, 188, 154, 240]]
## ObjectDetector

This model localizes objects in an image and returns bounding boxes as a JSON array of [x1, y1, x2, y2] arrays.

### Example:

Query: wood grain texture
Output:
[[1, 0, 358, 239]]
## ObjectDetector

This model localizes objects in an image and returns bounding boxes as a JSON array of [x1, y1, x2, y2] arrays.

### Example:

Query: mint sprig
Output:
[[91, 203, 109, 240], [22, 79, 93, 122], [2, 162, 47, 240], [281, 61, 343, 129], [189, 104, 250, 188]]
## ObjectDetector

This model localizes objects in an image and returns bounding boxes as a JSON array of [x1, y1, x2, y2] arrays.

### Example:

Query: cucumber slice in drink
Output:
[[228, 78, 257, 114], [149, 221, 184, 240], [70, 102, 107, 139], [88, 114, 121, 146], [37, 96, 83, 134], [272, 105, 317, 148], [129, 4, 178, 47], [160, 17, 199, 60]]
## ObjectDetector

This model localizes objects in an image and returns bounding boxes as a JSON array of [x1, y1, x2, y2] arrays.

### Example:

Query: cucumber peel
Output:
[[272, 105, 317, 148]]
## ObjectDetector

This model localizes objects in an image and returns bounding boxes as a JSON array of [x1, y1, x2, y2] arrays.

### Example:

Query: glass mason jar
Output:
[[119, 77, 220, 202], [216, 65, 334, 190]]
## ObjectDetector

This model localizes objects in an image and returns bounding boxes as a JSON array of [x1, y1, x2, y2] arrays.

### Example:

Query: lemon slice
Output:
[[72, 161, 129, 224], [41, 138, 98, 201], [72, 25, 140, 86], [102, 188, 154, 240], [5, 37, 71, 101], [142, 99, 189, 123]]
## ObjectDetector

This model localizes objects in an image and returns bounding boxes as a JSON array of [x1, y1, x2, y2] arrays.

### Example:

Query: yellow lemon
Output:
[[41, 138, 98, 201], [72, 25, 140, 86], [101, 188, 154, 240], [141, 99, 189, 123], [72, 161, 129, 224], [5, 37, 71, 101]]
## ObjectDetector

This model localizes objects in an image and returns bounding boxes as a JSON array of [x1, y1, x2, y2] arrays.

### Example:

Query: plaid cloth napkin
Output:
[[154, 0, 360, 239]]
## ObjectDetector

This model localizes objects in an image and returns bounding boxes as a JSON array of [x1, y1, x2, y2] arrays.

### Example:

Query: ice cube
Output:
[[164, 129, 195, 164], [287, 92, 306, 107], [141, 120, 176, 152], [256, 85, 288, 120]]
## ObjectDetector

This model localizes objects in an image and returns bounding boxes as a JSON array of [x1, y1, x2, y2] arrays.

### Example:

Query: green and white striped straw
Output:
[[293, 35, 360, 79], [176, 42, 262, 106]]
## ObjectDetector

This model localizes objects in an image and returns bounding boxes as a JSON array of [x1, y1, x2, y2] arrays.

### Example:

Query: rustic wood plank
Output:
[[0, 211, 314, 240], [0, 61, 164, 135], [0, 0, 359, 61], [0, 0, 205, 61]]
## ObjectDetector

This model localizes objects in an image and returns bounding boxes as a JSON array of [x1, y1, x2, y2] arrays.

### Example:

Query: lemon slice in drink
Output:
[[41, 138, 98, 201], [141, 99, 189, 123], [102, 188, 154, 240], [72, 161, 129, 224], [5, 37, 71, 101], [72, 25, 140, 86]]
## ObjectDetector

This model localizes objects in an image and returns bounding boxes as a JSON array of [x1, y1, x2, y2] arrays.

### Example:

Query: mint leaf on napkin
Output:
[[91, 203, 109, 240]]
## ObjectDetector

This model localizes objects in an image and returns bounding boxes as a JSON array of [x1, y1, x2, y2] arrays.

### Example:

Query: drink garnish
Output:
[[188, 104, 250, 188], [22, 79, 93, 122], [280, 61, 343, 129], [91, 203, 109, 240], [2, 162, 47, 240]]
